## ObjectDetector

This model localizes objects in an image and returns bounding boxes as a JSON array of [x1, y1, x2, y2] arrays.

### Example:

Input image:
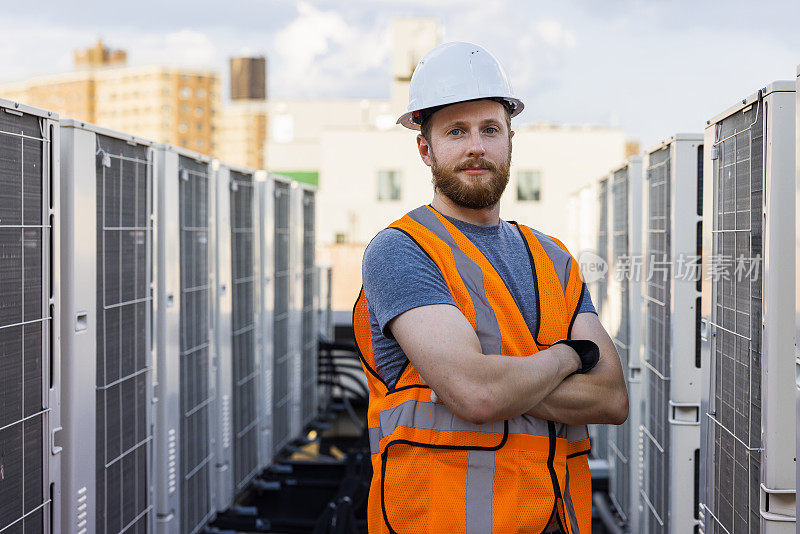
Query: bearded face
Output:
[[430, 148, 511, 210]]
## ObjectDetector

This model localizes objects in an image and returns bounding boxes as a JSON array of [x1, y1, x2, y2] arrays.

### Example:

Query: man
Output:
[[354, 42, 628, 534]]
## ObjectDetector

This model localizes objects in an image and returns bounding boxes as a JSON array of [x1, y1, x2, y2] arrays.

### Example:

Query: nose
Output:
[[467, 129, 485, 158]]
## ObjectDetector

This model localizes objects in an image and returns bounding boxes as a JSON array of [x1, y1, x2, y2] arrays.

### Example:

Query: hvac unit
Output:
[[317, 265, 333, 342], [214, 162, 261, 499], [153, 144, 216, 533], [59, 120, 154, 533], [255, 175, 274, 466], [700, 82, 797, 533], [267, 174, 296, 455], [0, 99, 60, 533], [605, 157, 644, 529], [639, 135, 703, 533], [796, 66, 800, 530], [291, 183, 318, 433]]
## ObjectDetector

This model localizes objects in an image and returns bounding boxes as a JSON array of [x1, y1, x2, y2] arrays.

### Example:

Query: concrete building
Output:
[[0, 42, 219, 154], [215, 100, 268, 169]]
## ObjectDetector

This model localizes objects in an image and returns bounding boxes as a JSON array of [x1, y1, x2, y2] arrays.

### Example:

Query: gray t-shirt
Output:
[[362, 212, 596, 388]]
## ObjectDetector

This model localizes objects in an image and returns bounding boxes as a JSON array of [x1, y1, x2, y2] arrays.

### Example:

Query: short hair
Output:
[[419, 98, 513, 144]]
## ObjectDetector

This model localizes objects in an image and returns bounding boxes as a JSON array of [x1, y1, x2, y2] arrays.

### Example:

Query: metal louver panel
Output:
[[709, 102, 763, 533], [229, 171, 258, 489], [300, 189, 317, 427], [606, 158, 643, 530], [608, 166, 632, 522], [0, 103, 55, 533], [591, 178, 610, 465], [701, 83, 797, 534], [95, 134, 152, 534], [642, 145, 671, 533], [272, 180, 292, 453], [178, 156, 213, 532]]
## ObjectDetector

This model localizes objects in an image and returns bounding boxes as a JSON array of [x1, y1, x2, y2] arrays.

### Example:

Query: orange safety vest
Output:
[[354, 206, 593, 534]]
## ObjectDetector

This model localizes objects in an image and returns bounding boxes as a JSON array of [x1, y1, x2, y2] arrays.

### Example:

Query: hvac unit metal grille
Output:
[[609, 166, 631, 521], [95, 134, 152, 533], [0, 109, 50, 532], [178, 156, 213, 532], [229, 171, 258, 488], [596, 179, 609, 314], [706, 101, 763, 533], [300, 190, 316, 426], [642, 146, 671, 533], [272, 181, 292, 453]]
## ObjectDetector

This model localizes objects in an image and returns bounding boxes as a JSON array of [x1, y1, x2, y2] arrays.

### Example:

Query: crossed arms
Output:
[[388, 304, 629, 426]]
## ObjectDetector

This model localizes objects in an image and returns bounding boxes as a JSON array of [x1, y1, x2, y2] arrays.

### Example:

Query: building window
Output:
[[179, 122, 189, 134], [180, 87, 191, 99], [335, 232, 347, 244], [517, 170, 542, 201], [377, 170, 402, 201]]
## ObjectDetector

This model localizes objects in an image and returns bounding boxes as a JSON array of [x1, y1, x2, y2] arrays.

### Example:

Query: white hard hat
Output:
[[397, 41, 524, 130]]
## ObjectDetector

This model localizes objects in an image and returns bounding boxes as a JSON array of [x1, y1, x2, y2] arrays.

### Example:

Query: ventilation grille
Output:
[[705, 102, 763, 533], [272, 181, 292, 453], [642, 145, 671, 532], [609, 166, 631, 520], [0, 109, 49, 532], [229, 171, 258, 488], [178, 156, 213, 532], [596, 179, 609, 314], [95, 134, 152, 533], [300, 190, 316, 426]]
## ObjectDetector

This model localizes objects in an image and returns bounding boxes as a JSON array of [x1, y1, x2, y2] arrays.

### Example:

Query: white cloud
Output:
[[131, 30, 219, 68], [271, 1, 390, 97], [534, 19, 577, 50]]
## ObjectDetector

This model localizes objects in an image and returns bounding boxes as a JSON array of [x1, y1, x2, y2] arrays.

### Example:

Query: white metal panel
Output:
[[700, 83, 796, 534], [640, 135, 703, 533], [256, 174, 275, 466], [0, 98, 60, 534], [795, 65, 800, 531], [289, 182, 304, 438], [154, 144, 216, 534], [605, 157, 643, 530], [212, 161, 234, 511], [59, 119, 156, 533]]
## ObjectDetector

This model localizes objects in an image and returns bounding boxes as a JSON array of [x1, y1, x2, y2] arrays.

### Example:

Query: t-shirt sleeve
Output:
[[362, 228, 457, 339], [577, 283, 597, 315]]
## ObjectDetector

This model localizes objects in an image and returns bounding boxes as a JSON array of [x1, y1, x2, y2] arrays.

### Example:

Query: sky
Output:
[[3, 0, 800, 148]]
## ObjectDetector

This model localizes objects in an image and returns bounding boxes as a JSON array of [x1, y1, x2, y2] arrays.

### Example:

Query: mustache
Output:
[[453, 158, 498, 172]]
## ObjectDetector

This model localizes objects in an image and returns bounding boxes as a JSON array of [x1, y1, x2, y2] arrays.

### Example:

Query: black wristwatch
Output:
[[553, 339, 600, 376]]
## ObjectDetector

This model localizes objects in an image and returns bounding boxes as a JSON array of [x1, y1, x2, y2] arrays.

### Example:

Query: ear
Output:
[[417, 134, 433, 167]]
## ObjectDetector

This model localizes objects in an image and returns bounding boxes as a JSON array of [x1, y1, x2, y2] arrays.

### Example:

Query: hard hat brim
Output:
[[396, 97, 524, 131]]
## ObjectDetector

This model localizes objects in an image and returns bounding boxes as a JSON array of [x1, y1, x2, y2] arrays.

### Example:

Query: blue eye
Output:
[[486, 126, 498, 134], [449, 128, 463, 136]]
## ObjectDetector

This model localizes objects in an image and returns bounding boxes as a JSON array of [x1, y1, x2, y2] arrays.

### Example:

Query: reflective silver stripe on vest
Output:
[[465, 450, 495, 534], [563, 466, 582, 533], [407, 206, 502, 355]]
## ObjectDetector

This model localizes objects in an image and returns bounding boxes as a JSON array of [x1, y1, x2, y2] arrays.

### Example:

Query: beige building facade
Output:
[[0, 42, 219, 154]]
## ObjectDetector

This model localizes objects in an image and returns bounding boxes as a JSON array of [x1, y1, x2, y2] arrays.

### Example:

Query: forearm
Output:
[[423, 344, 579, 425], [525, 358, 628, 425]]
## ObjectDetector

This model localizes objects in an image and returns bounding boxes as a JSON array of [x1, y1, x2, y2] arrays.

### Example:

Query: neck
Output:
[[430, 190, 501, 226]]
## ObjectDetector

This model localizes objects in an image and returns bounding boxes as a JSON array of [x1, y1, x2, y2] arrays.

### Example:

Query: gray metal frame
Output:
[[605, 156, 643, 530], [700, 82, 797, 533], [291, 183, 318, 432], [796, 66, 800, 532], [0, 98, 61, 534], [212, 161, 234, 511], [640, 135, 704, 533], [271, 174, 296, 455], [59, 119, 155, 533], [226, 162, 261, 492], [255, 174, 275, 466], [153, 144, 216, 534]]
